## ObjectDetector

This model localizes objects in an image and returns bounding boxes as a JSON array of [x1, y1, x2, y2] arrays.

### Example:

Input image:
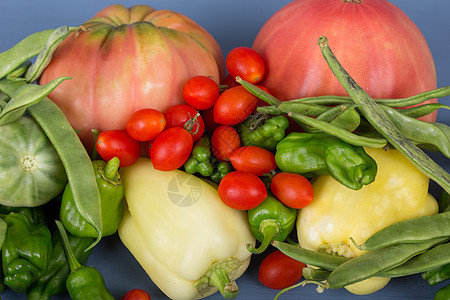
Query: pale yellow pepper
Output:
[[118, 158, 255, 300], [297, 148, 438, 295]]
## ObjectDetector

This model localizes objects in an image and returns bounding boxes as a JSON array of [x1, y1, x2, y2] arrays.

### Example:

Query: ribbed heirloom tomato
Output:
[[253, 0, 437, 122], [40, 4, 224, 152]]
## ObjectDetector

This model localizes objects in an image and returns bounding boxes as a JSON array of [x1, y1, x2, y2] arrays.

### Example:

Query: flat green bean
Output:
[[395, 102, 450, 119], [0, 29, 54, 79], [326, 237, 448, 289], [272, 241, 350, 271], [359, 212, 450, 251], [318, 36, 450, 194], [6, 60, 31, 81]]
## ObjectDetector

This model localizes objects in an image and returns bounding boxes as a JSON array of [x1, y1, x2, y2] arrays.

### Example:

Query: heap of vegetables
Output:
[[0, 1, 449, 300]]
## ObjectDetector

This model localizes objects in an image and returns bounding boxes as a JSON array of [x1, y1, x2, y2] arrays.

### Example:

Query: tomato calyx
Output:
[[184, 112, 201, 135]]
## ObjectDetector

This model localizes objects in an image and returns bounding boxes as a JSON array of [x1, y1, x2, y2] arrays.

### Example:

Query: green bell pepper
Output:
[[184, 135, 215, 177], [247, 194, 297, 254], [56, 220, 114, 300], [2, 212, 52, 292], [60, 157, 124, 238], [238, 114, 289, 152], [275, 132, 377, 190], [434, 284, 450, 300], [26, 229, 95, 300]]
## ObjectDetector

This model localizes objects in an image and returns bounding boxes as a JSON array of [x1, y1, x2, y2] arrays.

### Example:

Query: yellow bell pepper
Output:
[[118, 158, 255, 300], [297, 148, 439, 295]]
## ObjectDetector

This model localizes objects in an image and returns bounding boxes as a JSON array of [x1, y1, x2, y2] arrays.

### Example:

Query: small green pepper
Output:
[[422, 262, 450, 286], [2, 213, 52, 293], [211, 161, 232, 184], [246, 194, 297, 254], [60, 157, 124, 238], [434, 284, 450, 300], [184, 135, 215, 177], [0, 205, 48, 226], [26, 229, 95, 300], [275, 132, 377, 190], [56, 220, 114, 300], [238, 114, 289, 152]]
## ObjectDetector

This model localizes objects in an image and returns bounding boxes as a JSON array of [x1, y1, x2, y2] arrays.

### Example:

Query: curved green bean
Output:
[[318, 36, 450, 194]]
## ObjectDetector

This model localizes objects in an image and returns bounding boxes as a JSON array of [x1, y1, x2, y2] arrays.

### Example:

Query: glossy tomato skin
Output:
[[229, 146, 277, 176], [253, 0, 437, 122], [40, 4, 224, 152], [218, 171, 267, 210], [126, 108, 166, 142], [226, 47, 266, 84], [121, 289, 151, 300], [149, 127, 193, 171], [270, 172, 314, 209], [211, 125, 241, 161], [213, 86, 258, 125], [258, 250, 306, 290], [164, 104, 205, 142], [96, 130, 141, 167], [183, 75, 220, 110]]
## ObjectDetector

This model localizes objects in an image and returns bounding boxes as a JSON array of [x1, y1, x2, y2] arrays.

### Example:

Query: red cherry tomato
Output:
[[96, 130, 140, 167], [149, 127, 193, 171], [270, 172, 314, 209], [258, 250, 306, 290], [218, 171, 267, 210], [183, 75, 220, 110], [126, 108, 166, 142], [229, 146, 277, 176], [164, 104, 205, 142], [211, 125, 241, 161], [213, 86, 258, 125], [121, 289, 151, 300], [226, 47, 266, 84], [201, 106, 221, 133]]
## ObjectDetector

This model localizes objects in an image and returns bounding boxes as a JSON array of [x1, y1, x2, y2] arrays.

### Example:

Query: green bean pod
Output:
[[326, 237, 449, 289], [0, 29, 54, 79], [360, 212, 450, 251], [272, 241, 351, 271], [6, 60, 32, 81], [273, 101, 330, 117], [302, 267, 331, 281], [318, 36, 450, 194], [395, 103, 450, 119]]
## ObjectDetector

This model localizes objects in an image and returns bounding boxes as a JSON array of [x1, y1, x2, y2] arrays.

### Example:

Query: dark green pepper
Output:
[[246, 194, 297, 254], [56, 220, 114, 300], [422, 262, 450, 286], [275, 132, 377, 190], [184, 135, 215, 177], [60, 157, 124, 238], [238, 114, 289, 152], [0, 205, 48, 226], [2, 212, 52, 292], [211, 161, 232, 184], [434, 284, 450, 300], [26, 229, 95, 300]]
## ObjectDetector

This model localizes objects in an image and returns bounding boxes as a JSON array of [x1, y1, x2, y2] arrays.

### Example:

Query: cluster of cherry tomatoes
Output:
[[95, 46, 313, 292]]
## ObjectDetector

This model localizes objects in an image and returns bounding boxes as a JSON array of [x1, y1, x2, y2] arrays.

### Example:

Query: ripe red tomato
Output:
[[164, 104, 205, 142], [121, 289, 151, 300], [229, 146, 277, 176], [213, 86, 258, 125], [183, 75, 220, 110], [226, 47, 266, 84], [270, 172, 314, 209], [218, 171, 267, 210], [258, 250, 306, 290], [126, 108, 166, 142], [149, 127, 193, 171], [96, 130, 141, 167], [211, 125, 241, 161]]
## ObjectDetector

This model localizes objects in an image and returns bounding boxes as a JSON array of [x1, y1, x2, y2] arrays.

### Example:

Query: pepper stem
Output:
[[246, 219, 282, 254], [103, 157, 121, 180], [56, 220, 82, 273], [209, 268, 239, 299]]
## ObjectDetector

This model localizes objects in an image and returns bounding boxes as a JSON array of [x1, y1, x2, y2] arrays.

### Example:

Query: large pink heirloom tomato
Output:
[[40, 4, 225, 151], [253, 0, 437, 122]]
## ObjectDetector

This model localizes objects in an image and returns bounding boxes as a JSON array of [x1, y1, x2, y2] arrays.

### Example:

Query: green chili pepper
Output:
[[55, 220, 114, 300], [2, 213, 52, 293], [434, 284, 450, 300], [237, 114, 289, 152], [246, 194, 297, 254], [422, 262, 450, 286], [211, 161, 232, 184], [26, 230, 95, 300], [318, 36, 450, 194], [60, 157, 124, 238], [275, 132, 377, 190], [184, 135, 215, 177]]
